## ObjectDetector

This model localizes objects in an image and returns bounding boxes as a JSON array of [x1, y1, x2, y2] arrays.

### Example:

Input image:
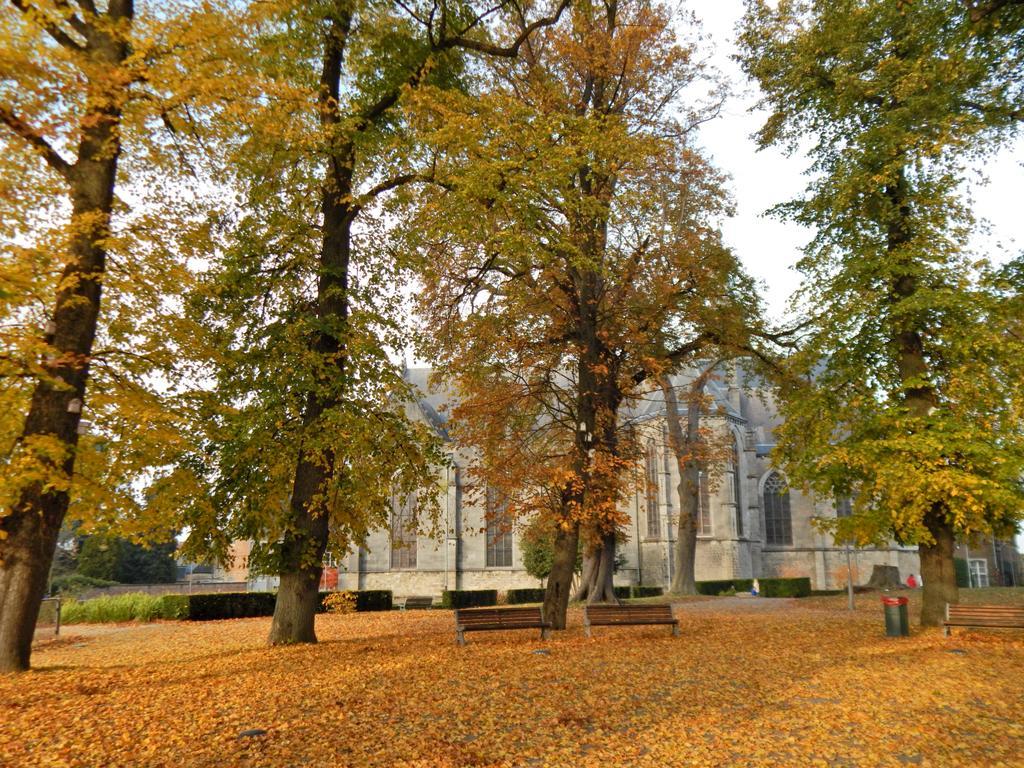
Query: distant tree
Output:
[[77, 537, 177, 584]]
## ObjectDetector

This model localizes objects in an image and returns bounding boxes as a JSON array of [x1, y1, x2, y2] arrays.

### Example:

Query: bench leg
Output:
[[584, 623, 591, 639], [541, 628, 551, 641], [672, 624, 680, 638], [943, 626, 950, 638], [456, 631, 466, 646]]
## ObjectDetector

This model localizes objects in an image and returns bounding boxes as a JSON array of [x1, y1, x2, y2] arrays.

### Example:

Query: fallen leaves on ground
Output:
[[2, 593, 1023, 767]]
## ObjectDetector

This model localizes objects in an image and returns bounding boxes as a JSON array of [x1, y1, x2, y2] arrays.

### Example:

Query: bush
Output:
[[50, 573, 119, 597], [441, 589, 498, 609], [158, 594, 190, 619], [60, 593, 174, 624], [694, 577, 810, 598], [322, 592, 357, 614], [317, 589, 393, 614], [612, 586, 665, 599], [186, 592, 277, 621], [77, 536, 178, 584], [506, 588, 546, 604]]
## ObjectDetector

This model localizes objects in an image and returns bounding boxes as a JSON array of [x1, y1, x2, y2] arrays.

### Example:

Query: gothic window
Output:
[[836, 496, 853, 518], [390, 491, 417, 569], [763, 472, 792, 546], [729, 440, 744, 537], [697, 470, 712, 536], [485, 488, 512, 568], [645, 439, 661, 538]]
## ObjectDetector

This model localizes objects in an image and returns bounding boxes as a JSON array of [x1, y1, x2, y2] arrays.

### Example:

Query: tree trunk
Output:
[[542, 521, 579, 630], [268, 11, 354, 645], [662, 373, 708, 596], [919, 507, 958, 627], [0, 5, 131, 672], [573, 545, 598, 602]]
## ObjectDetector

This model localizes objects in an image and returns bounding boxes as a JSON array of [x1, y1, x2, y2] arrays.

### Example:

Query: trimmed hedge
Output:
[[613, 586, 665, 599], [505, 588, 546, 604], [327, 590, 392, 612], [186, 592, 277, 621], [441, 589, 498, 609], [695, 577, 811, 598]]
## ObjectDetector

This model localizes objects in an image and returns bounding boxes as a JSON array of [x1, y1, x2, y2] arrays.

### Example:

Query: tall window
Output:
[[390, 491, 417, 569], [485, 488, 513, 568], [836, 496, 853, 518], [763, 472, 792, 546], [969, 558, 989, 588], [729, 440, 744, 537], [697, 470, 712, 536], [645, 439, 661, 538]]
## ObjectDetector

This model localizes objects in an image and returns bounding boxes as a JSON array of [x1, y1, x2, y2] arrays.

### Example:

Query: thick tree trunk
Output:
[[574, 545, 598, 602], [269, 12, 354, 645], [543, 521, 579, 630], [919, 508, 958, 627], [575, 533, 618, 603], [0, 5, 131, 672], [662, 375, 705, 596]]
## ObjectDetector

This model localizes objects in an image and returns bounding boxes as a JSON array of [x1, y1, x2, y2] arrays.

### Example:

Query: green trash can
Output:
[[881, 595, 909, 637]]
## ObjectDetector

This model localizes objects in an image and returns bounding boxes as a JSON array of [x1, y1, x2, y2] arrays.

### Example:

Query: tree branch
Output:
[[10, 0, 87, 51], [0, 104, 75, 180]]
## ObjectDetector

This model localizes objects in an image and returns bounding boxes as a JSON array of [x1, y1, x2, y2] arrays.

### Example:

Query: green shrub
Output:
[[506, 588, 546, 604], [441, 589, 497, 609], [695, 579, 753, 596], [186, 592, 277, 621], [759, 577, 811, 598], [318, 590, 393, 612], [157, 594, 191, 619], [60, 593, 169, 624], [50, 574, 119, 596]]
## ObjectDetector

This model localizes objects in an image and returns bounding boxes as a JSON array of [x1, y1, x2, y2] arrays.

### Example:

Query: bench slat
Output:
[[944, 603, 1024, 636], [583, 604, 679, 637], [454, 607, 551, 645]]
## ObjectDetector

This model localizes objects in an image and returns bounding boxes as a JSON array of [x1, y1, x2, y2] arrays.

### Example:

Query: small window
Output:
[[485, 488, 512, 568], [969, 558, 989, 588], [763, 472, 792, 546], [836, 497, 853, 518], [645, 439, 661, 539], [390, 491, 417, 569]]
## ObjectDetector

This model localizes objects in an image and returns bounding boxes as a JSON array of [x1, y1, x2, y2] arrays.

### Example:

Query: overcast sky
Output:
[[683, 0, 1024, 555], [684, 0, 1024, 321]]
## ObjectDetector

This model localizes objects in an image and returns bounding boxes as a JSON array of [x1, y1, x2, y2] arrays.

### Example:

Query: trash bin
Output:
[[881, 596, 909, 637]]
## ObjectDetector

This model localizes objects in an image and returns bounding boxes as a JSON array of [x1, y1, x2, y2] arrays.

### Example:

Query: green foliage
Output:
[[505, 588, 546, 604], [520, 516, 583, 582], [60, 594, 179, 624], [76, 537, 178, 585], [441, 590, 498, 609], [694, 578, 811, 598], [157, 595, 191, 620], [49, 574, 119, 597]]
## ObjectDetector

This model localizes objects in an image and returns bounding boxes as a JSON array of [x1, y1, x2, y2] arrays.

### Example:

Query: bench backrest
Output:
[[947, 603, 1024, 623], [456, 607, 544, 628], [404, 596, 433, 609], [586, 604, 674, 622]]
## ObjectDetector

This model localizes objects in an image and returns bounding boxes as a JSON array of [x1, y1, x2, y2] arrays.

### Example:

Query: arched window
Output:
[[485, 487, 512, 568], [697, 470, 712, 535], [729, 439, 744, 537], [763, 472, 792, 546], [390, 491, 417, 569], [645, 439, 661, 538]]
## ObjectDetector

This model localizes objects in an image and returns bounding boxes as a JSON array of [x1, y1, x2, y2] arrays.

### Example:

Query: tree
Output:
[[412, 0, 750, 626], [0, 0, 219, 672], [77, 536, 177, 584], [739, 0, 1024, 626], [178, 0, 571, 646]]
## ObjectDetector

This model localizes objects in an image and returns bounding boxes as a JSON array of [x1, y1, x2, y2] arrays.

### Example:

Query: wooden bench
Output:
[[402, 596, 434, 610], [454, 607, 551, 645], [584, 604, 679, 638], [944, 603, 1024, 636]]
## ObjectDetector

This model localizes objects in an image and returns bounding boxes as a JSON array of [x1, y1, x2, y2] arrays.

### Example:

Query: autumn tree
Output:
[[411, 0, 751, 626], [0, 0, 226, 672], [175, 0, 571, 646], [740, 0, 1024, 626]]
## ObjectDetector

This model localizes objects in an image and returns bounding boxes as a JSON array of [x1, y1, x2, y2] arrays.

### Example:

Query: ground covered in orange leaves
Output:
[[4, 591, 1024, 767]]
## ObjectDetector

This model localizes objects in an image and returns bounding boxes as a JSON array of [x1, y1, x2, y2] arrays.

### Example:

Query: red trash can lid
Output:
[[881, 596, 909, 606]]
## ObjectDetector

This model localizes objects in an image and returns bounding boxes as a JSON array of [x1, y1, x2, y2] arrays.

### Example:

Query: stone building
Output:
[[327, 367, 921, 596]]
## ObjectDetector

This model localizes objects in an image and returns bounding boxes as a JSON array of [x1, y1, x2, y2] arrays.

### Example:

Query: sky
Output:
[[683, 0, 1024, 554]]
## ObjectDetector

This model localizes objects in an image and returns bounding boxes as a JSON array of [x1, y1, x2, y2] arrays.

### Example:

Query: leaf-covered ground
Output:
[[4, 591, 1023, 767]]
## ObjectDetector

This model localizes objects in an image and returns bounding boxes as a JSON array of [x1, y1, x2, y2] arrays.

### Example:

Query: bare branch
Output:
[[9, 0, 87, 51], [0, 104, 75, 180]]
